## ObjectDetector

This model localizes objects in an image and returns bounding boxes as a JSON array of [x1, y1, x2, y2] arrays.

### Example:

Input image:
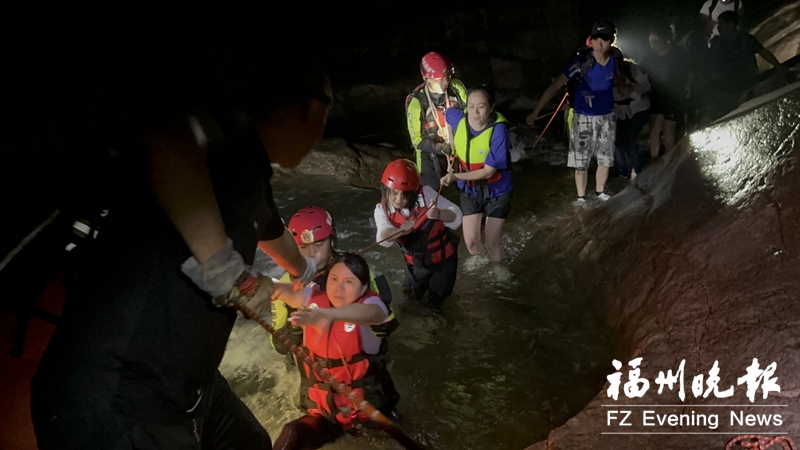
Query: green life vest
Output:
[[453, 112, 507, 185]]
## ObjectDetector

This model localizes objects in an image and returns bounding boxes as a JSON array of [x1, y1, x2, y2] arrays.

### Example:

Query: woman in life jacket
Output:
[[374, 158, 463, 308], [269, 253, 398, 450], [440, 85, 512, 263], [264, 206, 400, 409]]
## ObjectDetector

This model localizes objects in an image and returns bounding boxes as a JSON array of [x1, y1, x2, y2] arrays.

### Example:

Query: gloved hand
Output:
[[435, 142, 452, 156], [289, 256, 318, 290], [212, 271, 275, 316]]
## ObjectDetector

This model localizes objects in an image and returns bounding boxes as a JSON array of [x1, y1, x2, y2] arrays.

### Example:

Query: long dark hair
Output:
[[329, 252, 371, 287]]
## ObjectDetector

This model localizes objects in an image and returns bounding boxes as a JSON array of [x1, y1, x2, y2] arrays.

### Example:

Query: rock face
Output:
[[272, 138, 409, 189], [325, 1, 580, 140], [522, 83, 800, 449], [752, 0, 800, 72]]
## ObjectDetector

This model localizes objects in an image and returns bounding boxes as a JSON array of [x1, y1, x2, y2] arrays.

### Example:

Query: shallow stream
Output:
[[219, 140, 620, 450]]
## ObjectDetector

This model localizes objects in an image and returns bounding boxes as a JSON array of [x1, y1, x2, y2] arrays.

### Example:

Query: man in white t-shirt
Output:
[[700, 0, 743, 39]]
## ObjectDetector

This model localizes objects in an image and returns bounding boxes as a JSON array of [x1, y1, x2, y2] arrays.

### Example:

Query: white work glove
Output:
[[290, 256, 318, 286]]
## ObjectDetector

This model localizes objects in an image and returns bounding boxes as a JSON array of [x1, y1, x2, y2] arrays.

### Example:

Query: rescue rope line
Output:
[[355, 178, 447, 256], [509, 110, 558, 132], [235, 301, 428, 450], [726, 435, 796, 450], [424, 83, 455, 175], [530, 92, 569, 151]]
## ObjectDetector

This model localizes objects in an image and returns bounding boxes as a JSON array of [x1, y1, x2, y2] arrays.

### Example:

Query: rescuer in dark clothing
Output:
[[30, 49, 332, 450]]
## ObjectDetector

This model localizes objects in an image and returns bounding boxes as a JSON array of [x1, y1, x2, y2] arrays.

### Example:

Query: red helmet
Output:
[[420, 52, 454, 79], [381, 159, 420, 192], [288, 206, 335, 246]]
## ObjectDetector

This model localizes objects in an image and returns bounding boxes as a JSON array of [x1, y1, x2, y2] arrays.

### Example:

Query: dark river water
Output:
[[219, 136, 620, 450]]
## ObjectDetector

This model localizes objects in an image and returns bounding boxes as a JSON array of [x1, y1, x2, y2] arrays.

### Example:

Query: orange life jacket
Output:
[[302, 289, 380, 428]]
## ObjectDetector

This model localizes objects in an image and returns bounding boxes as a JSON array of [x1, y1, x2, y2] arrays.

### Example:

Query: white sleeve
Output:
[[422, 185, 462, 230], [700, 0, 712, 15], [362, 296, 389, 323], [300, 287, 314, 307], [373, 203, 396, 248]]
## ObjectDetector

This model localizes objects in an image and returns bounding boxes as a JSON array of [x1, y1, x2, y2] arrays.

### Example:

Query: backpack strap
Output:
[[708, 0, 719, 15]]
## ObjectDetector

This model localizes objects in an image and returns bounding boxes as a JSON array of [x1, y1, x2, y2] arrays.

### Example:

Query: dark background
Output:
[[0, 1, 788, 253]]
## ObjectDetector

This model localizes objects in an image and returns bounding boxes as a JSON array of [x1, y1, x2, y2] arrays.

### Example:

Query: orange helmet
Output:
[[381, 159, 420, 192]]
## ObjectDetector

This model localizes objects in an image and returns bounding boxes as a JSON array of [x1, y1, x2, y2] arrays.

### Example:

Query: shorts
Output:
[[568, 112, 616, 170], [460, 185, 512, 219]]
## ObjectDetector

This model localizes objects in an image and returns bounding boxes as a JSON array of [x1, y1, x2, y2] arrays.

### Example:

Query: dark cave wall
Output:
[[325, 2, 580, 138]]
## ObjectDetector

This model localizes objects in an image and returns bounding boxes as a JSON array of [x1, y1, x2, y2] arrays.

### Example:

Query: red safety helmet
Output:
[[381, 159, 420, 192], [420, 52, 454, 80], [288, 206, 335, 246]]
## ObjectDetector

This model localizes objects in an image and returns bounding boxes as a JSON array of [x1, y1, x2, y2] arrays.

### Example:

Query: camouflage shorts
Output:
[[568, 112, 616, 170]]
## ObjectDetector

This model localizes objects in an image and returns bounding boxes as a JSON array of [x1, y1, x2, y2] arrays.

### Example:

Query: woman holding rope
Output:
[[374, 159, 462, 309], [440, 85, 512, 263], [269, 252, 398, 450]]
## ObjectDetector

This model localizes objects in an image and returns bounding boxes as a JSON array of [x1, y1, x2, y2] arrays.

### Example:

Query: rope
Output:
[[530, 92, 569, 151], [726, 435, 797, 450], [235, 301, 427, 450], [510, 110, 558, 131], [355, 178, 448, 256]]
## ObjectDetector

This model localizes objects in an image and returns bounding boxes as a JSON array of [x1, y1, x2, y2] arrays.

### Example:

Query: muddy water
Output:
[[219, 146, 619, 450]]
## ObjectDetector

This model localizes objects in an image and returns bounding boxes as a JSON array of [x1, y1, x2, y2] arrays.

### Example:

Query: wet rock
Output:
[[523, 84, 800, 449], [272, 138, 408, 189]]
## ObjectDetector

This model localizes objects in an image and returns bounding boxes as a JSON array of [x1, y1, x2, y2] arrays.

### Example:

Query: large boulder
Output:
[[273, 138, 409, 189], [523, 83, 800, 449]]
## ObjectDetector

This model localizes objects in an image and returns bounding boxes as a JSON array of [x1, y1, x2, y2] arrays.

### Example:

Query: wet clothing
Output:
[[641, 46, 690, 117], [568, 113, 616, 170], [445, 109, 513, 199], [564, 51, 617, 116], [297, 289, 395, 425], [374, 185, 462, 306], [406, 79, 468, 188], [460, 187, 512, 219], [271, 270, 400, 411], [30, 109, 281, 449]]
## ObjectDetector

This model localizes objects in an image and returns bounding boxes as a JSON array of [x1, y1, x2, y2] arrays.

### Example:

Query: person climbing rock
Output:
[[405, 51, 468, 188], [613, 58, 650, 179], [527, 20, 624, 205], [270, 253, 398, 450], [641, 24, 690, 159], [440, 85, 512, 263], [374, 158, 462, 308], [30, 52, 330, 449], [703, 11, 787, 122], [266, 205, 399, 410]]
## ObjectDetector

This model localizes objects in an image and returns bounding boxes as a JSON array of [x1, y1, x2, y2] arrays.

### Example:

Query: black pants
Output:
[[419, 152, 447, 189], [273, 414, 345, 450], [403, 254, 458, 308], [614, 110, 649, 178], [31, 370, 271, 450]]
